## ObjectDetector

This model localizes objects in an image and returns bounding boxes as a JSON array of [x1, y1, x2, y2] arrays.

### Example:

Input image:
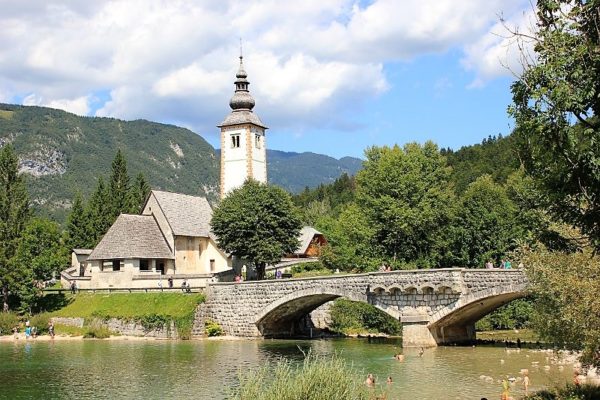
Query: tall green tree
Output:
[[510, 0, 600, 250], [64, 192, 89, 250], [452, 175, 518, 267], [355, 142, 455, 267], [129, 172, 151, 214], [85, 177, 111, 246], [0, 144, 31, 311], [108, 149, 132, 220], [211, 180, 302, 280]]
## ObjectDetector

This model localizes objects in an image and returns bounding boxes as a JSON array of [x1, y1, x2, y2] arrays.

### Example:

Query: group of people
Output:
[[485, 260, 522, 269], [378, 264, 392, 272], [12, 320, 55, 339]]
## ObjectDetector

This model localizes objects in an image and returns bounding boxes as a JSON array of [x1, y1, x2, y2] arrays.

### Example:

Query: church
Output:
[[61, 55, 323, 290]]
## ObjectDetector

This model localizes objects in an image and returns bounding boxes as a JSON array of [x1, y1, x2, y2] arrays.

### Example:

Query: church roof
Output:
[[88, 214, 173, 261], [150, 190, 213, 237], [218, 110, 267, 128]]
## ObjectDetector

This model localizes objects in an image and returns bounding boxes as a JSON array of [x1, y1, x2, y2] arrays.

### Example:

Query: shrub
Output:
[[524, 384, 600, 400], [30, 313, 50, 334], [0, 312, 19, 335], [139, 314, 169, 331], [329, 299, 401, 335], [83, 323, 114, 339], [229, 353, 380, 400], [205, 320, 224, 337]]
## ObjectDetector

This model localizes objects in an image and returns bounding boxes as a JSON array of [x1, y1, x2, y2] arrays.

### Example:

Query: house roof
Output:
[[87, 214, 174, 261], [295, 226, 324, 255], [73, 249, 92, 255], [149, 190, 213, 237]]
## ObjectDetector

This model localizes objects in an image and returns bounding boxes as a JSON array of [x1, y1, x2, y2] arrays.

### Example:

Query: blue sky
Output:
[[0, 0, 535, 160]]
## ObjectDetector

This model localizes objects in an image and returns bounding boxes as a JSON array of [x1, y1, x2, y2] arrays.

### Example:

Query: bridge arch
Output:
[[255, 287, 367, 337]]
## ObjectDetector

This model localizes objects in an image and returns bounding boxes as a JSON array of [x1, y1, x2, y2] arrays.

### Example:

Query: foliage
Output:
[[329, 299, 401, 336], [83, 323, 114, 339], [130, 172, 151, 214], [293, 173, 356, 223], [229, 353, 378, 400], [356, 142, 455, 267], [524, 384, 600, 400], [139, 313, 170, 331], [107, 149, 133, 220], [204, 319, 224, 337], [64, 192, 89, 250], [475, 298, 534, 331], [84, 177, 112, 247], [0, 312, 18, 334], [0, 103, 219, 223], [510, 0, 600, 250], [290, 262, 332, 278], [523, 246, 600, 367], [0, 144, 31, 312], [211, 180, 302, 280], [29, 313, 50, 334], [476, 328, 539, 343], [442, 134, 520, 194], [451, 175, 519, 267]]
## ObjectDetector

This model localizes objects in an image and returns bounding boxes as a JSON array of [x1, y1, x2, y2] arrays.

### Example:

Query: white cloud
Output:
[[23, 93, 90, 115], [0, 0, 532, 134]]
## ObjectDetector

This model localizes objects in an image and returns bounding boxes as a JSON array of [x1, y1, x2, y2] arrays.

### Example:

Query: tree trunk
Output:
[[256, 263, 266, 281]]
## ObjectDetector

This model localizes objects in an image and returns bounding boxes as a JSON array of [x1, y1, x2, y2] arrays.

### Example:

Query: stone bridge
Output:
[[196, 268, 528, 347]]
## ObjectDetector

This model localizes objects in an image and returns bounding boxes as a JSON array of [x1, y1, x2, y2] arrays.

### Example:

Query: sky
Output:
[[0, 0, 537, 159]]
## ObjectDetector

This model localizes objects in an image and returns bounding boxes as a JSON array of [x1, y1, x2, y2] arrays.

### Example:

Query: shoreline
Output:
[[0, 334, 253, 342]]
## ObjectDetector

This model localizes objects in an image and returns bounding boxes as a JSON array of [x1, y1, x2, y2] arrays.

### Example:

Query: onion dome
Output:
[[229, 56, 255, 111]]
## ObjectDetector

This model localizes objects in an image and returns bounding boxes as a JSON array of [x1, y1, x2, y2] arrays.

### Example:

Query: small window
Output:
[[231, 134, 240, 148], [140, 259, 149, 271], [210, 259, 215, 272], [112, 260, 121, 271], [255, 134, 261, 149]]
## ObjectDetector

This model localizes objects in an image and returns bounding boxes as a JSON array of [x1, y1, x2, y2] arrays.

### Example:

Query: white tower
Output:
[[218, 55, 268, 199]]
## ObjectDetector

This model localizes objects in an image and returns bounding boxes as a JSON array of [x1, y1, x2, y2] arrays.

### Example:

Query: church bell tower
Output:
[[218, 55, 268, 199]]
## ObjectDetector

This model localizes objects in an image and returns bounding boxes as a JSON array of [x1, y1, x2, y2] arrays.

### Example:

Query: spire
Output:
[[229, 50, 255, 111]]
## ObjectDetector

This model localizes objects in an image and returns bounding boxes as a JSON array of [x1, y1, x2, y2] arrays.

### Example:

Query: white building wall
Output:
[[222, 127, 250, 196]]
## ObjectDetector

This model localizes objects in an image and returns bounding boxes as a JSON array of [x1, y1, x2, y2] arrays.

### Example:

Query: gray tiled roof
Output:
[[152, 190, 213, 237], [295, 226, 323, 254], [73, 249, 92, 255], [218, 110, 268, 129], [87, 214, 174, 261]]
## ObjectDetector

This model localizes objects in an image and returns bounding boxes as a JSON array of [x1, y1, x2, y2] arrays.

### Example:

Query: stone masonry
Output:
[[194, 268, 528, 347]]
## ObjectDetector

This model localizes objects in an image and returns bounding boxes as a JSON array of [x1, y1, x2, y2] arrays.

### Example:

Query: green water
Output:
[[0, 339, 573, 400]]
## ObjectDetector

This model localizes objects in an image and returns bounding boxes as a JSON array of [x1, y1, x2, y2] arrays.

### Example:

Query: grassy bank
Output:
[[476, 329, 539, 343]]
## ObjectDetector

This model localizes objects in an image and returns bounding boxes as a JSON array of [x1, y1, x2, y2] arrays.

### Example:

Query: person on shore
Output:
[[234, 275, 241, 283], [167, 276, 173, 288], [25, 326, 31, 339], [365, 374, 375, 387], [386, 376, 393, 384], [48, 321, 55, 338], [505, 260, 512, 269], [419, 347, 424, 357], [158, 280, 163, 290], [31, 326, 37, 339], [485, 260, 493, 269]]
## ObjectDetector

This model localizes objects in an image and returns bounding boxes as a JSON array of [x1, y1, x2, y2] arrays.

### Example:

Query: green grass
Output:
[[49, 293, 205, 339], [476, 329, 539, 342], [54, 324, 87, 336], [524, 384, 600, 400], [50, 293, 204, 319], [0, 109, 14, 120]]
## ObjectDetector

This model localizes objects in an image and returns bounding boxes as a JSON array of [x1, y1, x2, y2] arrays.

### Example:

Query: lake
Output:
[[0, 338, 574, 399]]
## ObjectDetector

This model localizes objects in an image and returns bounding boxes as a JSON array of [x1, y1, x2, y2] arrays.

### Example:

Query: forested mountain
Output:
[[0, 103, 362, 221]]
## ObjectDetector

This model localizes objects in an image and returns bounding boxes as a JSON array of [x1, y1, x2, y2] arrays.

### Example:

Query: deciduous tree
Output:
[[211, 180, 302, 280]]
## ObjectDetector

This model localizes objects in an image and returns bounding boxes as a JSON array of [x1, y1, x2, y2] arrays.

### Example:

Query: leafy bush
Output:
[[0, 312, 19, 335], [30, 313, 50, 334], [83, 323, 114, 339], [475, 298, 534, 331], [139, 314, 169, 331], [329, 299, 400, 335], [205, 320, 224, 337], [229, 353, 380, 400], [524, 384, 600, 400]]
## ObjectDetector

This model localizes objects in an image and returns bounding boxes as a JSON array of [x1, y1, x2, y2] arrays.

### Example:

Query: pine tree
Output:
[[129, 172, 151, 214], [86, 177, 111, 246], [64, 192, 89, 250], [108, 149, 131, 221], [0, 144, 31, 311]]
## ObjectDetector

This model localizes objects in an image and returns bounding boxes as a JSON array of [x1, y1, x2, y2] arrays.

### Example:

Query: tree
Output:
[[0, 144, 31, 312], [510, 0, 600, 250], [129, 172, 151, 214], [64, 192, 90, 251], [522, 245, 600, 367], [13, 218, 68, 311], [108, 149, 132, 220], [452, 175, 518, 267], [85, 177, 111, 246], [211, 180, 302, 280], [355, 142, 455, 267]]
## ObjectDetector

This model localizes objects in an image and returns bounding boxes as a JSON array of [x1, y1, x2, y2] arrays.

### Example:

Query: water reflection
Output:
[[0, 339, 574, 400]]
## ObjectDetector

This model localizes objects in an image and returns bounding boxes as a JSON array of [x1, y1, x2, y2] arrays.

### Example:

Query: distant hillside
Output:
[[0, 103, 220, 221], [0, 103, 361, 222], [267, 150, 362, 193]]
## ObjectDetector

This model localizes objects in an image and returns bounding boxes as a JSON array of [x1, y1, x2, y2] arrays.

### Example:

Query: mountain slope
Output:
[[0, 103, 219, 221]]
